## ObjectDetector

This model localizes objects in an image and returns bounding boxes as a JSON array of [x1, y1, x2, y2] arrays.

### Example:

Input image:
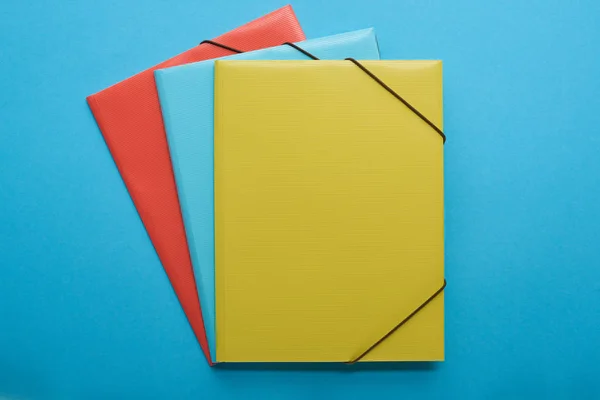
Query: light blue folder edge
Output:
[[155, 28, 380, 360]]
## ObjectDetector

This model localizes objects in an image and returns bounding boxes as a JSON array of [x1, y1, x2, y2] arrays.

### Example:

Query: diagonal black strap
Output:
[[200, 40, 244, 54], [345, 58, 446, 143], [282, 42, 320, 60], [347, 279, 447, 364], [280, 45, 446, 144]]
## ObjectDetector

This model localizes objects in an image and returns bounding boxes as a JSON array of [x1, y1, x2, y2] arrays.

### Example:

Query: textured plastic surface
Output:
[[86, 6, 305, 365], [214, 60, 444, 362], [155, 29, 380, 358]]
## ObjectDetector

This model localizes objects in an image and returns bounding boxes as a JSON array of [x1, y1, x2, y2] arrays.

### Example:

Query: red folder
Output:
[[86, 6, 305, 365]]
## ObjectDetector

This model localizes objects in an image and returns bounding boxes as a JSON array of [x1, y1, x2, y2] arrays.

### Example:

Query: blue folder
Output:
[[155, 28, 381, 358]]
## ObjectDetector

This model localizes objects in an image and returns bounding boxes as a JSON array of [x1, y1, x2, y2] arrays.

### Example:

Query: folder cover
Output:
[[86, 6, 305, 365], [155, 29, 380, 358], [214, 60, 445, 362]]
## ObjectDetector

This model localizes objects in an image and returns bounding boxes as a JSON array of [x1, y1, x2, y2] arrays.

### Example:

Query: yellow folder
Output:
[[214, 60, 445, 363]]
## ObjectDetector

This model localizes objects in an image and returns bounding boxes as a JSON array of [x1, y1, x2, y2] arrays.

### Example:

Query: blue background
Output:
[[1, 0, 599, 398]]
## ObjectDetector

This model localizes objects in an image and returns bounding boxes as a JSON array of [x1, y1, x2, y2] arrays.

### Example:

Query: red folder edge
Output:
[[86, 5, 305, 365]]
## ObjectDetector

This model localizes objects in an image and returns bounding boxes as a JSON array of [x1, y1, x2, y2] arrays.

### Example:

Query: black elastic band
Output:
[[282, 42, 320, 60], [279, 44, 446, 144], [200, 40, 243, 54], [347, 279, 447, 364], [345, 58, 446, 143]]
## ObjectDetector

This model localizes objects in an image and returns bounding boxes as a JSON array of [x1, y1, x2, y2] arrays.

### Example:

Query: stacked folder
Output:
[[87, 5, 446, 365]]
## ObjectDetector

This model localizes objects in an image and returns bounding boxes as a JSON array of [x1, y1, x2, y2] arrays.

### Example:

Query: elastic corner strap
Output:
[[200, 40, 319, 57], [279, 43, 446, 144], [345, 58, 446, 144], [282, 42, 320, 60], [200, 40, 244, 54], [346, 279, 447, 364]]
